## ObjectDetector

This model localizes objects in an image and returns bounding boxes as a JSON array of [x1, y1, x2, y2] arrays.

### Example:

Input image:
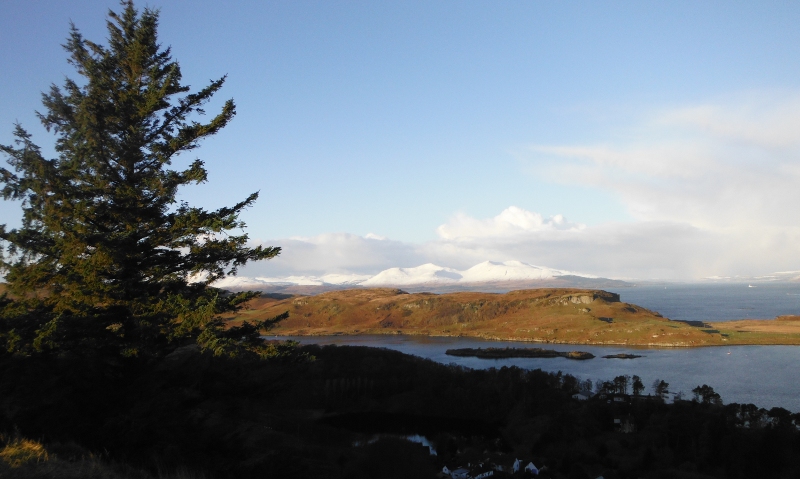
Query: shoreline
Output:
[[269, 329, 800, 349], [238, 287, 800, 349]]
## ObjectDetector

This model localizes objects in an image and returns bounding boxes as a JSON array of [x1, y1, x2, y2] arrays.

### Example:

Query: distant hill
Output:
[[362, 260, 595, 286], [226, 287, 739, 346], [229, 287, 800, 347], [214, 260, 631, 294]]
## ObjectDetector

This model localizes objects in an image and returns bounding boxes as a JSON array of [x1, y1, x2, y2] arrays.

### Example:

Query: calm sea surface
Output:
[[280, 283, 800, 412], [286, 334, 800, 412], [281, 283, 800, 411], [611, 282, 800, 322]]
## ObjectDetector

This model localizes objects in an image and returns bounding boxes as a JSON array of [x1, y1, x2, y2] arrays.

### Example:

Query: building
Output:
[[614, 415, 636, 433]]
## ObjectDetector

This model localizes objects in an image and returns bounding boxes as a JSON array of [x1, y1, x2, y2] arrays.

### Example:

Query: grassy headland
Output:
[[228, 288, 800, 347]]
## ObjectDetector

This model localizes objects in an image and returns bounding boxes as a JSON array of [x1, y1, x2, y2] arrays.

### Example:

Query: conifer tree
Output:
[[0, 1, 283, 357]]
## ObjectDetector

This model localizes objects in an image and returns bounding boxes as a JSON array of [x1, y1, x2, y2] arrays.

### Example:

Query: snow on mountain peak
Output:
[[212, 273, 371, 289], [319, 273, 373, 285], [361, 263, 462, 286], [213, 260, 598, 289], [361, 260, 597, 286], [460, 260, 561, 282]]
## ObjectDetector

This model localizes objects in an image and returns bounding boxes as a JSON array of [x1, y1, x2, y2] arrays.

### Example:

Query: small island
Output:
[[602, 353, 643, 359], [446, 347, 595, 360]]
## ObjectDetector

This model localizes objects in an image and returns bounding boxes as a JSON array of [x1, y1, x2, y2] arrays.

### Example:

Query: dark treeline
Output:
[[1, 344, 799, 478]]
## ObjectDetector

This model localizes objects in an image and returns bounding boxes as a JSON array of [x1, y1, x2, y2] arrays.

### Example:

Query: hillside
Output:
[[227, 287, 800, 346]]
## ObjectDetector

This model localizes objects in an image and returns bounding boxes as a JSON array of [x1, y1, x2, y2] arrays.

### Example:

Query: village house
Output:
[[442, 465, 470, 479], [472, 465, 495, 479], [614, 415, 636, 433], [442, 457, 542, 478], [524, 462, 539, 475], [512, 458, 540, 475], [594, 392, 633, 404]]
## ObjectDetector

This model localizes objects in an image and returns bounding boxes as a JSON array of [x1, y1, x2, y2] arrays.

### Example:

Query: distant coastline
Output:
[[229, 287, 800, 348]]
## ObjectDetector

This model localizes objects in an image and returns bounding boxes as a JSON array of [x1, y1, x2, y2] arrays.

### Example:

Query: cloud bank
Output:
[[436, 206, 583, 240], [240, 93, 800, 281]]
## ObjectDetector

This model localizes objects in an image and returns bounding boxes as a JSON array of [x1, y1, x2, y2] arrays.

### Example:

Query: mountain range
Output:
[[213, 260, 629, 293]]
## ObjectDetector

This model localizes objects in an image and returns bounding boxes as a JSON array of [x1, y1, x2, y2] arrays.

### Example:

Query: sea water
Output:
[[288, 334, 800, 412], [613, 282, 800, 322], [281, 283, 800, 411]]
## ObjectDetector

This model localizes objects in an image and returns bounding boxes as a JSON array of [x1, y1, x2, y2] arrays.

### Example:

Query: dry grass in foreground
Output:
[[0, 435, 207, 479]]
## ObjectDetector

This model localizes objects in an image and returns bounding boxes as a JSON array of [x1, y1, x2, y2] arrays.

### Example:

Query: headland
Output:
[[227, 287, 800, 347]]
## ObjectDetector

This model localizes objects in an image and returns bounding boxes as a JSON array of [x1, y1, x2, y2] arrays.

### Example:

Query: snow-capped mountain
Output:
[[359, 260, 597, 286], [214, 260, 601, 290], [459, 260, 596, 283], [360, 263, 462, 286], [212, 273, 371, 290]]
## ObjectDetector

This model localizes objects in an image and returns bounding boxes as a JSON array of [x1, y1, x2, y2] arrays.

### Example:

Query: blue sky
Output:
[[3, 1, 800, 280]]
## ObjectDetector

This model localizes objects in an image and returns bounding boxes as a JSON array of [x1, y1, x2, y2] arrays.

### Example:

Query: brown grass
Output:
[[224, 287, 800, 347], [0, 435, 208, 479]]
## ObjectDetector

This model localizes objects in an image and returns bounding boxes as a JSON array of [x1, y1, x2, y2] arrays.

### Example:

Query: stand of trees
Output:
[[1, 344, 799, 478], [0, 1, 283, 360]]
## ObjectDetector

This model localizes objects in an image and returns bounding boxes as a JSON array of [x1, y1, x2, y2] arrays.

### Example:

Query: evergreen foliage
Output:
[[632, 374, 644, 396], [0, 1, 282, 358], [2, 345, 800, 478]]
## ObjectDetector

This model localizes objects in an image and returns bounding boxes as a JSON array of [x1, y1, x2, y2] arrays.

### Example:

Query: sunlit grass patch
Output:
[[0, 437, 48, 467], [0, 435, 210, 479]]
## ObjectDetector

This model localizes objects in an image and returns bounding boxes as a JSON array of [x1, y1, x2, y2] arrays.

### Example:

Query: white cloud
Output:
[[239, 232, 423, 277], [529, 93, 800, 233], [656, 95, 800, 149], [236, 94, 800, 281], [237, 209, 722, 281], [423, 218, 725, 280], [436, 206, 584, 240], [239, 206, 800, 282]]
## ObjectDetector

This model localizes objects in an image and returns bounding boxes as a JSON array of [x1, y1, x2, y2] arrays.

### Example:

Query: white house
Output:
[[472, 466, 494, 479], [450, 467, 470, 479], [614, 416, 636, 433], [661, 392, 682, 404], [525, 462, 539, 475]]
